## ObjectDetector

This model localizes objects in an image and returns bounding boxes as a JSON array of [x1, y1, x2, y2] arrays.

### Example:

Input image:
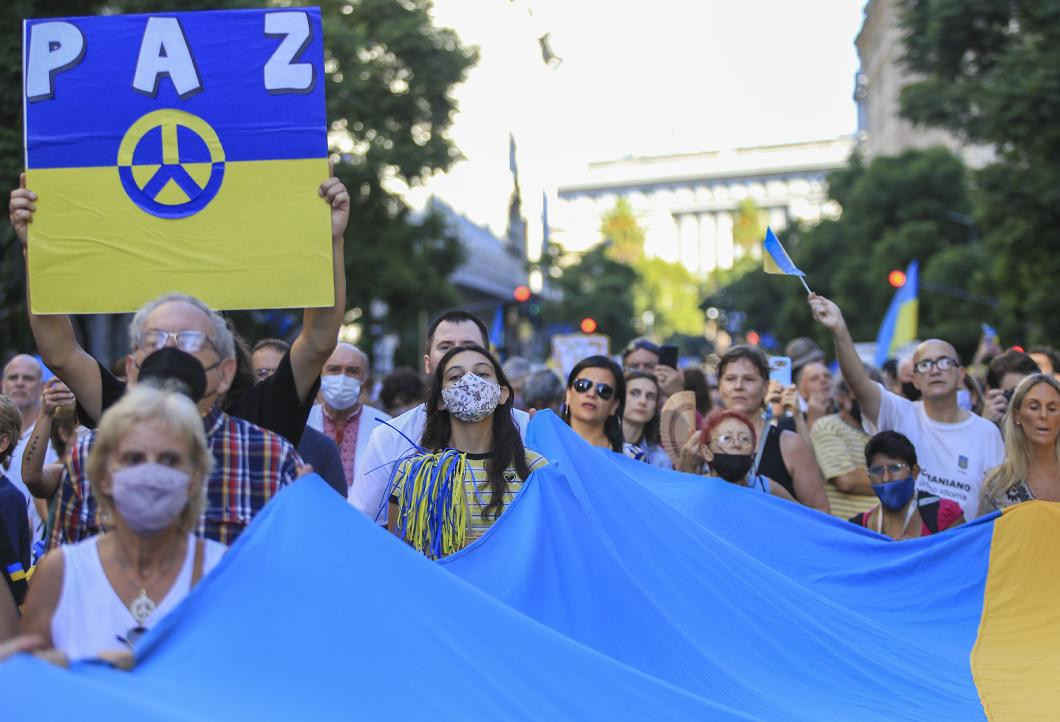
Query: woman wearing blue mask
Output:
[[21, 386, 225, 664], [849, 431, 965, 539], [388, 345, 547, 559]]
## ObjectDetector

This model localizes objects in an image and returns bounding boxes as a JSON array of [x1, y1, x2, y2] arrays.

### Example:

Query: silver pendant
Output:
[[129, 588, 156, 625]]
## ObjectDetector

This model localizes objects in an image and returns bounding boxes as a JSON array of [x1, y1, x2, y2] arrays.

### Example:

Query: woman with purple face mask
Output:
[[21, 386, 224, 665], [388, 345, 547, 559]]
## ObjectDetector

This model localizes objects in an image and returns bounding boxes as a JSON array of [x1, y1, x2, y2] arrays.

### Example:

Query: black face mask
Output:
[[711, 453, 754, 484], [901, 381, 922, 402]]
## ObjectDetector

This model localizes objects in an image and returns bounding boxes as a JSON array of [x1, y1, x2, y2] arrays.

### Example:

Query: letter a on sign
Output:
[[22, 8, 332, 314]]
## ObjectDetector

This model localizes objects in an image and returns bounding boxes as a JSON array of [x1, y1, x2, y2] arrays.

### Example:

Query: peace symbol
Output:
[[117, 109, 226, 219]]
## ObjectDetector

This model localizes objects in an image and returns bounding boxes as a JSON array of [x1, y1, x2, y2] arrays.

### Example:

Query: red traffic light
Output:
[[746, 331, 761, 346], [580, 317, 598, 334], [513, 285, 531, 302], [888, 270, 907, 288]]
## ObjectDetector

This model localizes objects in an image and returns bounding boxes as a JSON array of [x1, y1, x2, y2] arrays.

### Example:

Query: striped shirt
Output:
[[49, 405, 300, 548], [810, 414, 877, 519], [392, 448, 547, 546]]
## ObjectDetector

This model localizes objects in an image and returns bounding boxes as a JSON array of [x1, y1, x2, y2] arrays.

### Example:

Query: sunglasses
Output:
[[572, 377, 615, 400]]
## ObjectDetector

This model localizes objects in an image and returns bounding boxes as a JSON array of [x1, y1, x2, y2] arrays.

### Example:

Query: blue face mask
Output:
[[871, 476, 916, 511]]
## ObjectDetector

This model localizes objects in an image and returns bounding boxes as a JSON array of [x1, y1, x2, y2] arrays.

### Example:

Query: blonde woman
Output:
[[21, 386, 224, 663], [980, 373, 1060, 513]]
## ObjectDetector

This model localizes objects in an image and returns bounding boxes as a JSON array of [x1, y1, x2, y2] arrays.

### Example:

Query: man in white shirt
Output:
[[2, 355, 52, 534], [809, 294, 1003, 519], [305, 343, 391, 489], [350, 311, 530, 523]]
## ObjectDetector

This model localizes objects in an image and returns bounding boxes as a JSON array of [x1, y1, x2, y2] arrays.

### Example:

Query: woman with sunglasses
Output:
[[21, 386, 225, 664], [563, 356, 625, 452], [388, 345, 547, 559], [849, 431, 964, 539], [622, 371, 672, 468], [680, 409, 793, 499]]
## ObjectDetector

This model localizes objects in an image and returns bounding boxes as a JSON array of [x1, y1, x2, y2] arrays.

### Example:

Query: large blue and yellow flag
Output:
[[23, 8, 332, 313], [3, 413, 1058, 719], [875, 259, 920, 366]]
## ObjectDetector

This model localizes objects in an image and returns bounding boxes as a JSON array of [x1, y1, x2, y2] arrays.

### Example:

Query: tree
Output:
[[544, 245, 638, 350], [600, 197, 644, 265], [899, 0, 1060, 344], [706, 148, 986, 359], [0, 0, 477, 365], [732, 198, 767, 259]]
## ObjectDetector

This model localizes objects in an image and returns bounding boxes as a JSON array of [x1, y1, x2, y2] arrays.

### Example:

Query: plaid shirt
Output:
[[49, 405, 300, 548]]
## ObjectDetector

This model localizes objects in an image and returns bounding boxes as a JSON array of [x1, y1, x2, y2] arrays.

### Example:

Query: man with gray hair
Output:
[[2, 355, 52, 534], [305, 343, 391, 490], [9, 170, 350, 447]]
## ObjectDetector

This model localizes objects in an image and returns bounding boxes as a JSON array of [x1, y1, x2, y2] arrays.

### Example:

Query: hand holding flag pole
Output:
[[762, 227, 812, 295]]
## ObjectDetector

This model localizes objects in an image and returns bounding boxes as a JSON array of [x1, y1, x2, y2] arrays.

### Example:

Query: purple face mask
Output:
[[111, 463, 191, 535]]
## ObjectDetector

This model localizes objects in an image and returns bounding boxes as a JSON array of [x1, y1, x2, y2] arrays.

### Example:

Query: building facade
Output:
[[554, 136, 854, 276]]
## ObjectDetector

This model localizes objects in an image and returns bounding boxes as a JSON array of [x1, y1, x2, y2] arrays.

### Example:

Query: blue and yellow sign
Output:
[[23, 8, 332, 313]]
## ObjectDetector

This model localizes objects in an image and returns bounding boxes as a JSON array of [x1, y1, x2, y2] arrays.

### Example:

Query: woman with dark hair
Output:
[[388, 344, 546, 559], [850, 430, 964, 539], [980, 373, 1060, 512], [622, 371, 671, 468], [711, 345, 829, 512], [562, 356, 625, 452]]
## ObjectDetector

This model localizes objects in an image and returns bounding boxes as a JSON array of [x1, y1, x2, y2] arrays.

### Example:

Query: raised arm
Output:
[[287, 166, 349, 404], [808, 293, 881, 425], [21, 379, 74, 499], [10, 174, 103, 421]]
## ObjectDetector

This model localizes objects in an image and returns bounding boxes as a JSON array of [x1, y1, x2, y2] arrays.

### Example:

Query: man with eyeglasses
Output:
[[810, 294, 1003, 519], [9, 169, 349, 448], [622, 338, 683, 401]]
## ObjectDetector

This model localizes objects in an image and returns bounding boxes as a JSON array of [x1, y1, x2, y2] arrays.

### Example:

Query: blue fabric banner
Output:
[[0, 412, 1004, 720]]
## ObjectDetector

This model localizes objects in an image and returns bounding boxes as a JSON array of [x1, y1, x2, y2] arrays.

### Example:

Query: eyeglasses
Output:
[[867, 462, 910, 478], [712, 433, 753, 450], [913, 356, 959, 374], [572, 377, 615, 400], [137, 330, 218, 354]]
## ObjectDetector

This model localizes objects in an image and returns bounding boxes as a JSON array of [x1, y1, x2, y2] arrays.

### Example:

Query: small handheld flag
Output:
[[763, 227, 811, 294]]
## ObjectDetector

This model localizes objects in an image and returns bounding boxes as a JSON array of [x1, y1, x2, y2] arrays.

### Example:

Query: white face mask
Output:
[[441, 371, 502, 423], [320, 374, 362, 411], [112, 463, 191, 536]]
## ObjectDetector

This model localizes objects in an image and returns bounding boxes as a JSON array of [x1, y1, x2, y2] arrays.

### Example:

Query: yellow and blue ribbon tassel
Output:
[[392, 449, 470, 559]]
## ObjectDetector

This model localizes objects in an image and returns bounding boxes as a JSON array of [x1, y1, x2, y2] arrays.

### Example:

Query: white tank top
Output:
[[50, 533, 225, 661]]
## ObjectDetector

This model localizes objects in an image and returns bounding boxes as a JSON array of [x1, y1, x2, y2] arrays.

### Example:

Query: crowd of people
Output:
[[1, 171, 1059, 667]]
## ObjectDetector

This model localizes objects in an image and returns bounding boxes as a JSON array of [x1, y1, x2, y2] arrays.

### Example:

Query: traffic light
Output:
[[513, 285, 531, 302], [580, 317, 598, 334], [888, 269, 907, 288]]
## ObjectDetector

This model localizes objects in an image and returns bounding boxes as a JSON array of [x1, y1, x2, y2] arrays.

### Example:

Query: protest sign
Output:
[[23, 7, 332, 313], [551, 333, 610, 378]]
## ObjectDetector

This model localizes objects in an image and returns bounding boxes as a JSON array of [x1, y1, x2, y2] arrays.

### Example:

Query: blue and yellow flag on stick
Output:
[[762, 226, 811, 293], [23, 8, 332, 313], [874, 260, 919, 367]]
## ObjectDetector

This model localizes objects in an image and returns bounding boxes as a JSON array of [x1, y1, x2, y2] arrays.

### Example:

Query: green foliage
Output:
[[544, 245, 638, 349], [600, 197, 644, 265], [0, 0, 476, 365], [633, 257, 705, 342], [899, 0, 1060, 344], [706, 148, 987, 359], [732, 198, 767, 256]]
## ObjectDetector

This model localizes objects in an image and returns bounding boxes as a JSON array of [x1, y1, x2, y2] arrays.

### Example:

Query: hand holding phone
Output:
[[768, 356, 792, 388]]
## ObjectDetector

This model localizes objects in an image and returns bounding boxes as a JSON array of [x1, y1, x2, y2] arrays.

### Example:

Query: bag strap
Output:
[[916, 492, 941, 534], [190, 537, 206, 588]]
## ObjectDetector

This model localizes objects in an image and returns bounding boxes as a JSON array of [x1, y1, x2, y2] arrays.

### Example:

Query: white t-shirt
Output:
[[874, 383, 1004, 519], [349, 403, 531, 523]]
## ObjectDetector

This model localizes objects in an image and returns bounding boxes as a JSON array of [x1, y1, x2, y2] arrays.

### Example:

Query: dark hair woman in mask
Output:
[[850, 431, 965, 539], [684, 409, 793, 500], [387, 345, 547, 559]]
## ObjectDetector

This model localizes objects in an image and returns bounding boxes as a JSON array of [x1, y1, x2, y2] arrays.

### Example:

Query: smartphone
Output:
[[658, 345, 679, 369], [769, 356, 792, 387]]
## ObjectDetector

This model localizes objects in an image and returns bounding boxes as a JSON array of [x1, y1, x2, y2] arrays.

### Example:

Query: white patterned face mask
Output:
[[441, 371, 503, 423]]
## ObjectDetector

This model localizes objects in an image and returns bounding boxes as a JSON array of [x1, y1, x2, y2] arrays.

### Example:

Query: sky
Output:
[[414, 0, 867, 234]]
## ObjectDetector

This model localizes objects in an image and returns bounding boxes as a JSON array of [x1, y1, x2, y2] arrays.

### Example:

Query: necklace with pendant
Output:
[[113, 541, 182, 625]]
